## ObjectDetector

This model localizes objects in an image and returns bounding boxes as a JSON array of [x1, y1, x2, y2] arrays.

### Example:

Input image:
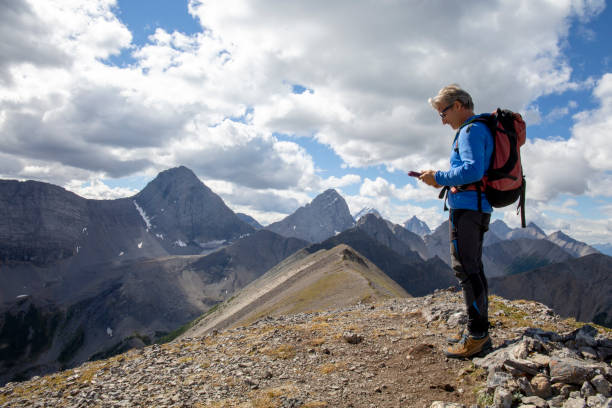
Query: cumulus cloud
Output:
[[0, 0, 609, 228], [65, 178, 139, 200], [350, 176, 447, 229], [189, 0, 602, 170], [359, 177, 436, 203], [523, 73, 612, 201], [0, 0, 70, 84], [319, 174, 361, 191], [544, 103, 573, 122], [170, 120, 319, 190], [204, 179, 310, 225]]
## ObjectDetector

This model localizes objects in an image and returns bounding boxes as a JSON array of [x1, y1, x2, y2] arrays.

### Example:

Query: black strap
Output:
[[518, 176, 526, 228], [439, 186, 450, 212], [475, 181, 483, 213]]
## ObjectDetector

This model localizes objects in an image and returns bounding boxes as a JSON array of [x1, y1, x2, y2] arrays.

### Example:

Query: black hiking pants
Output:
[[449, 209, 491, 336]]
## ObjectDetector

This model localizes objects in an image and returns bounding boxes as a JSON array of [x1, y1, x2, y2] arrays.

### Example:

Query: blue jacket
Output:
[[434, 114, 494, 213]]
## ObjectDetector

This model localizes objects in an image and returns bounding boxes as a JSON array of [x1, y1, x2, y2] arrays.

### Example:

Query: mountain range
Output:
[[490, 253, 612, 327], [0, 167, 302, 384], [0, 165, 610, 386]]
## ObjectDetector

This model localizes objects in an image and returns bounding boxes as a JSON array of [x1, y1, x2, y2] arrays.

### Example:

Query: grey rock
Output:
[[582, 381, 597, 397], [597, 347, 612, 362], [521, 395, 548, 407], [504, 357, 541, 376], [514, 338, 531, 359], [575, 326, 599, 348], [518, 376, 536, 397], [586, 395, 607, 407], [447, 311, 467, 328], [342, 332, 364, 345], [580, 347, 599, 361], [549, 395, 566, 408], [430, 402, 466, 408], [487, 371, 514, 390], [591, 375, 612, 397], [474, 345, 515, 372], [524, 328, 563, 343], [563, 398, 587, 408], [494, 387, 513, 408]]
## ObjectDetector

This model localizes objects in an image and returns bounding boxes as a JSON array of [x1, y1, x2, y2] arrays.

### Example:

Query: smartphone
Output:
[[407, 171, 422, 177]]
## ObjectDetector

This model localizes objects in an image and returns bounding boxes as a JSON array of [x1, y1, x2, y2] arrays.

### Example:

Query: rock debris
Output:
[[1, 289, 610, 408]]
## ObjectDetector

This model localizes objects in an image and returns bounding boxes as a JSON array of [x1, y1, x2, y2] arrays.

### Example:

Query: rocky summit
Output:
[[1, 289, 610, 408], [266, 189, 355, 243]]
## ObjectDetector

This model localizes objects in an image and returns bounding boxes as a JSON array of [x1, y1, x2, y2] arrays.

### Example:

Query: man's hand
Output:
[[419, 170, 441, 188]]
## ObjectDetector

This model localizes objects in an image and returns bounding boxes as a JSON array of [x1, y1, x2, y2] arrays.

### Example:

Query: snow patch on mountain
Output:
[[133, 200, 152, 231]]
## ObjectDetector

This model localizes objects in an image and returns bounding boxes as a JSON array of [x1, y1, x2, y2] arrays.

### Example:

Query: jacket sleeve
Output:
[[434, 122, 489, 186]]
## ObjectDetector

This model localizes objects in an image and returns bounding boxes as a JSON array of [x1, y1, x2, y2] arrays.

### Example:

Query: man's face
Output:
[[437, 101, 461, 130]]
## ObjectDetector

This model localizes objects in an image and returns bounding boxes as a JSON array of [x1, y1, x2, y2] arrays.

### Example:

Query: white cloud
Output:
[[319, 174, 361, 191], [522, 73, 612, 203], [0, 0, 609, 229], [344, 191, 446, 231], [205, 178, 311, 225], [540, 99, 579, 122], [170, 120, 318, 190], [359, 177, 436, 203], [65, 178, 139, 200], [522, 200, 612, 245], [0, 0, 70, 84], [186, 0, 601, 171], [350, 176, 447, 229]]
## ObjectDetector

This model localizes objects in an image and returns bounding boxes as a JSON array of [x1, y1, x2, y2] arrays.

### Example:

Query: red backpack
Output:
[[439, 108, 527, 227]]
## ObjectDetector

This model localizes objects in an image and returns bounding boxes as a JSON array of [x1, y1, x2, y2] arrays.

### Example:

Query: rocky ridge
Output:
[[1, 289, 610, 408]]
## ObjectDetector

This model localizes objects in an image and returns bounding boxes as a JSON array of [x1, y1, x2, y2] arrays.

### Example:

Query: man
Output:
[[419, 84, 493, 358]]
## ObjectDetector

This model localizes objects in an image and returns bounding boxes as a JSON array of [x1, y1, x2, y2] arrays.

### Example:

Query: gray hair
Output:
[[428, 84, 474, 110]]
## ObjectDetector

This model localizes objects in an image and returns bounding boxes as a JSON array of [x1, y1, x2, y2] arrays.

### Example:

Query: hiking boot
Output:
[[444, 334, 492, 359], [446, 328, 465, 344]]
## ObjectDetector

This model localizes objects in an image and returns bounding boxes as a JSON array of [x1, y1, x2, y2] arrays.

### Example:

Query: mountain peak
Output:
[[143, 166, 203, 191], [546, 230, 599, 258], [312, 189, 343, 206], [322, 188, 340, 196], [353, 207, 382, 221], [527, 222, 546, 235], [134, 166, 253, 250], [403, 215, 431, 237], [266, 190, 355, 243], [356, 212, 386, 227], [549, 230, 573, 241]]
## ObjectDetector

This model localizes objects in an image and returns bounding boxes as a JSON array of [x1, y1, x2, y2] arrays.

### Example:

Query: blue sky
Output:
[[1, 0, 612, 246]]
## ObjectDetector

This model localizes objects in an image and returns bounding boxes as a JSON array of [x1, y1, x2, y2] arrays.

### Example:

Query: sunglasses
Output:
[[439, 102, 455, 118]]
